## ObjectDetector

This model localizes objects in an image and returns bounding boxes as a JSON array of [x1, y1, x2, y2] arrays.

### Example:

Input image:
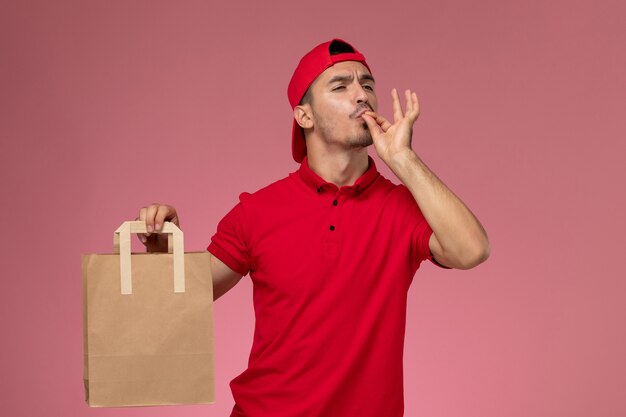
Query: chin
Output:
[[348, 134, 373, 149]]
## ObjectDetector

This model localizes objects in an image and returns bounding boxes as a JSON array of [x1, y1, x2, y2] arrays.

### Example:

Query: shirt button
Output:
[[332, 200, 338, 206], [329, 225, 335, 231]]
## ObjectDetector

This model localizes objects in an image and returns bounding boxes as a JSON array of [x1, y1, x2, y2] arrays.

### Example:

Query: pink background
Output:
[[1, 0, 625, 416]]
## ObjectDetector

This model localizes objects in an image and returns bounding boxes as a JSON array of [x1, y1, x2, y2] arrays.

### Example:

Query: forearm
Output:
[[387, 149, 489, 269], [362, 89, 488, 268]]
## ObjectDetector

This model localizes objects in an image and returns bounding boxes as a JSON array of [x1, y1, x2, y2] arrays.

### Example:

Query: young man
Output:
[[138, 39, 489, 417]]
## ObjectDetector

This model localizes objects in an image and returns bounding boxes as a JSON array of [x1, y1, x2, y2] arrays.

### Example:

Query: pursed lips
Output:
[[351, 105, 373, 119]]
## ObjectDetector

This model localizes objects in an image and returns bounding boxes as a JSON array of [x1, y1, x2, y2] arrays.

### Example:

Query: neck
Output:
[[307, 149, 369, 188]]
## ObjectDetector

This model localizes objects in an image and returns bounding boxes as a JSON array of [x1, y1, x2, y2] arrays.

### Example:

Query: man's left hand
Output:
[[361, 88, 420, 164]]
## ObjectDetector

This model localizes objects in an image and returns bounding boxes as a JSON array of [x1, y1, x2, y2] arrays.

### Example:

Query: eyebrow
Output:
[[327, 73, 376, 85]]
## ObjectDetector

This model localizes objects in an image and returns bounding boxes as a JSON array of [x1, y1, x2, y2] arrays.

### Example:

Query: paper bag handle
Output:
[[113, 221, 185, 295]]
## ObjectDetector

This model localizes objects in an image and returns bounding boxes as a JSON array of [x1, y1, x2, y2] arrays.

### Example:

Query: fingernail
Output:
[[147, 225, 153, 233], [140, 235, 147, 243], [155, 223, 161, 231]]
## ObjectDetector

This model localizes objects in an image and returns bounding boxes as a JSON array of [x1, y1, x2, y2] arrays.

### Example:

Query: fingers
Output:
[[361, 113, 383, 137], [404, 89, 413, 114], [137, 203, 179, 237], [392, 88, 403, 123], [143, 204, 159, 235], [391, 88, 420, 123], [363, 111, 392, 133], [361, 113, 384, 135], [407, 90, 420, 120], [154, 205, 178, 232]]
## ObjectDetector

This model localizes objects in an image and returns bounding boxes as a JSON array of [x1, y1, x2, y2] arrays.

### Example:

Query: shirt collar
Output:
[[297, 155, 380, 195]]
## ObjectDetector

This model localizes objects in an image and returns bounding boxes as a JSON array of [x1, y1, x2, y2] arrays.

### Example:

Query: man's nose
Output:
[[354, 84, 369, 104]]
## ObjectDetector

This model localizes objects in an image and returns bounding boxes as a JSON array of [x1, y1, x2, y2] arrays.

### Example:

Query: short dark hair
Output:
[[299, 40, 356, 105]]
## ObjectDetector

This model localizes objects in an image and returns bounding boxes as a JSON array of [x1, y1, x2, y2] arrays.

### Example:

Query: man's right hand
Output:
[[137, 203, 180, 253]]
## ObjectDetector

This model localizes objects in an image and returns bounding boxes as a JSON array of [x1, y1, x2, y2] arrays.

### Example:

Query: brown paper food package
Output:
[[82, 221, 214, 407]]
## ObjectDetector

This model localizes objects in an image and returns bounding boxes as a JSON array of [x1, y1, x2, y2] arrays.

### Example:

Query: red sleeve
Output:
[[412, 218, 452, 269], [413, 219, 434, 264], [207, 199, 252, 276], [399, 185, 450, 270]]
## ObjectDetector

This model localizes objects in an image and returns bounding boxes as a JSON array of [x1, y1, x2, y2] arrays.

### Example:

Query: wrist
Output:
[[387, 148, 419, 172]]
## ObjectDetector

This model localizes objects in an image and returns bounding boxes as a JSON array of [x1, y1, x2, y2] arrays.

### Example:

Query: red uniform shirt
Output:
[[208, 156, 437, 417]]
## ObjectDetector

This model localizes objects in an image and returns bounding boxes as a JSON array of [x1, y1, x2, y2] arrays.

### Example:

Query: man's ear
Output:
[[294, 105, 314, 129]]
